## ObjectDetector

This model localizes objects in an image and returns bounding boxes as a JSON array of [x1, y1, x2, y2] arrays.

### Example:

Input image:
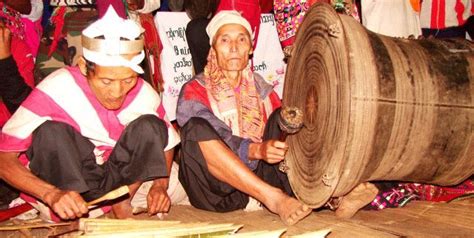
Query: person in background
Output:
[[184, 0, 220, 75], [21, 0, 44, 58], [0, 7, 180, 222], [274, 0, 359, 58], [35, 0, 163, 90], [34, 0, 97, 81], [420, 0, 472, 38], [0, 0, 40, 126], [361, 0, 422, 38], [0, 4, 35, 209]]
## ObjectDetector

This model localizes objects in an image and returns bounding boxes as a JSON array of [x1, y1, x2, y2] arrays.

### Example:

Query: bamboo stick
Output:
[[78, 218, 181, 233], [215, 229, 287, 237], [0, 222, 71, 231], [86, 186, 129, 208], [79, 223, 242, 237]]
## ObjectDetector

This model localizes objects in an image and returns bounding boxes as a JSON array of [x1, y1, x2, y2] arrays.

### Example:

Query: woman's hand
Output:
[[248, 140, 288, 164], [147, 178, 171, 216]]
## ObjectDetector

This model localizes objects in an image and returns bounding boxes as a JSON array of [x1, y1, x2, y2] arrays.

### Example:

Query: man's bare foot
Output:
[[264, 190, 312, 226], [111, 198, 134, 219], [110, 182, 142, 219], [335, 182, 378, 219]]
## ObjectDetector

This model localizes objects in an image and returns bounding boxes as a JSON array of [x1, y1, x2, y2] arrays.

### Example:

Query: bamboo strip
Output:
[[80, 221, 189, 233], [79, 223, 243, 237], [0, 222, 71, 231], [86, 186, 129, 208], [292, 229, 331, 238], [215, 229, 287, 237]]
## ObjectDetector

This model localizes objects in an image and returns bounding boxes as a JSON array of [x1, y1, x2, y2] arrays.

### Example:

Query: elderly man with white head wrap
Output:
[[0, 6, 181, 222], [176, 10, 312, 226]]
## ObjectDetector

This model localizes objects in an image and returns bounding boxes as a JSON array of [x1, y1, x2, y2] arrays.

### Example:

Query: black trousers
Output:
[[26, 115, 169, 201], [178, 109, 293, 212]]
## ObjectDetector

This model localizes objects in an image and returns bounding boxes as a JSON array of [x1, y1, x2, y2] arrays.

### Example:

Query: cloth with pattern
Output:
[[274, 0, 359, 48], [366, 179, 474, 210], [203, 49, 265, 142]]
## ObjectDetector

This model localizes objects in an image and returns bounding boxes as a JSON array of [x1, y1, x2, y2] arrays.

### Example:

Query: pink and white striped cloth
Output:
[[420, 0, 473, 29], [0, 66, 180, 222]]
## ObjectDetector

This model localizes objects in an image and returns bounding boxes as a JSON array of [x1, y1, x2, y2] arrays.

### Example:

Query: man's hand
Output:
[[249, 139, 288, 164], [0, 22, 12, 60], [146, 178, 170, 216], [42, 188, 88, 220]]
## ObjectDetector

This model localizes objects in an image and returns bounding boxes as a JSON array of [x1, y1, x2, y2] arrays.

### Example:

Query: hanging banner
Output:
[[155, 12, 286, 120], [252, 14, 286, 99]]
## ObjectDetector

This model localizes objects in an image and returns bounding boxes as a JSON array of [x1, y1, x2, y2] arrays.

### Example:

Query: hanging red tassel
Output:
[[47, 6, 67, 58], [140, 13, 164, 92]]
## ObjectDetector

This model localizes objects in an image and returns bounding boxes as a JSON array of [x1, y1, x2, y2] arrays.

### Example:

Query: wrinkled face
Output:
[[87, 63, 138, 110], [212, 24, 252, 72]]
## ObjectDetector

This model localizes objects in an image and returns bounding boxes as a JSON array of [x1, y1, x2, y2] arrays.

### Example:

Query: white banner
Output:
[[155, 13, 286, 120], [252, 14, 286, 99]]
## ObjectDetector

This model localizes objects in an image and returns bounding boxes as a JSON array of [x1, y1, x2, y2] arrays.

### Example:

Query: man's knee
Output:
[[35, 121, 73, 134], [181, 117, 214, 133], [127, 115, 167, 136], [32, 121, 77, 145]]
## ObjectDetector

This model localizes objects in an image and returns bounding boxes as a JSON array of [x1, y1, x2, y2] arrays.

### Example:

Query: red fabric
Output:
[[268, 91, 282, 111], [454, 0, 466, 25], [0, 16, 37, 128], [438, 0, 447, 28], [216, 0, 262, 49], [140, 13, 164, 92], [21, 18, 42, 57], [182, 80, 211, 109], [0, 104, 10, 128], [421, 180, 474, 202], [48, 7, 67, 57], [260, 0, 274, 13], [11, 38, 35, 88], [0, 203, 33, 222], [97, 0, 127, 19]]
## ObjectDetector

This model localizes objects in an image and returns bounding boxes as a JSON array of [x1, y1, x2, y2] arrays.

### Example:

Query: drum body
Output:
[[283, 3, 474, 208]]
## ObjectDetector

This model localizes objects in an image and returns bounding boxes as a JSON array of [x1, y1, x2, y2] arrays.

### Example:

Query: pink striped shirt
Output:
[[0, 67, 180, 164], [421, 0, 473, 29]]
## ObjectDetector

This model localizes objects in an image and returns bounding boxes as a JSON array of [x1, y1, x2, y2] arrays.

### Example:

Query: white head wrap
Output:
[[82, 6, 145, 74], [206, 10, 253, 45]]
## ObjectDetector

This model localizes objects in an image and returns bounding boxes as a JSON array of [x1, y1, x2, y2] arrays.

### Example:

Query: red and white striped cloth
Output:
[[420, 0, 473, 29], [0, 66, 180, 222]]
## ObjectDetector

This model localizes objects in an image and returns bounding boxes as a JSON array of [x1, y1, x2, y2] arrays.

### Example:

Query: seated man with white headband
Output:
[[0, 7, 180, 221], [176, 10, 312, 226]]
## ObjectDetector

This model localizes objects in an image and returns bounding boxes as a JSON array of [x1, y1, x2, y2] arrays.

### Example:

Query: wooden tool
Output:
[[86, 186, 129, 208], [277, 106, 304, 141], [277, 106, 304, 173]]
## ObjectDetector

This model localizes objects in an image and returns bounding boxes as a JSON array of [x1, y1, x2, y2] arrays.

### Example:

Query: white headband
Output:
[[82, 6, 145, 73], [206, 10, 253, 45]]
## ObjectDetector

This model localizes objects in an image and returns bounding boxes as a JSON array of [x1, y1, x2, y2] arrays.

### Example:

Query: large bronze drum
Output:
[[283, 3, 474, 208]]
